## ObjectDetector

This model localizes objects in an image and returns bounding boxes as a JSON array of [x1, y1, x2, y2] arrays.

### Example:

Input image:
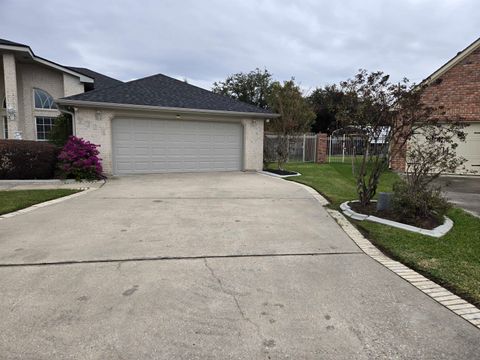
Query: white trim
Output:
[[55, 99, 279, 118], [258, 170, 301, 178], [424, 37, 480, 84], [340, 201, 454, 237], [0, 44, 94, 83]]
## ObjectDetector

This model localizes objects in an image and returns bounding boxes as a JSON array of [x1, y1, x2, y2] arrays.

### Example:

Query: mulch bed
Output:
[[349, 202, 442, 230], [264, 169, 298, 176]]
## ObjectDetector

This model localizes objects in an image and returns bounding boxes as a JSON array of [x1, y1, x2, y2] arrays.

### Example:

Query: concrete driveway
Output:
[[437, 176, 480, 217], [0, 172, 478, 359]]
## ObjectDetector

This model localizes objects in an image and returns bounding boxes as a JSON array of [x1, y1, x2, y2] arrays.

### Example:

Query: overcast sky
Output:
[[1, 0, 478, 92]]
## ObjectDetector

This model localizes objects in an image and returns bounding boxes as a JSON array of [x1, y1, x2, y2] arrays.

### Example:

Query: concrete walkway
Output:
[[0, 172, 478, 359]]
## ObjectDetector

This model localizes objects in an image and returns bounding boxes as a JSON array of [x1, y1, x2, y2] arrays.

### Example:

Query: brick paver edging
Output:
[[286, 178, 480, 330], [0, 187, 97, 220]]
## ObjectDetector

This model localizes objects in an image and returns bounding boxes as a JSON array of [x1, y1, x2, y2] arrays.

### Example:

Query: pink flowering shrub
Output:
[[58, 136, 103, 180]]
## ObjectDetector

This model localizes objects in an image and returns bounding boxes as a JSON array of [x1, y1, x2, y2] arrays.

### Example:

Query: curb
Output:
[[0, 187, 97, 221], [258, 170, 302, 179], [340, 201, 454, 237], [288, 180, 480, 330]]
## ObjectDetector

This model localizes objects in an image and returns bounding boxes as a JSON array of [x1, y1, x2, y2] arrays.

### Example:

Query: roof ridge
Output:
[[66, 66, 124, 83]]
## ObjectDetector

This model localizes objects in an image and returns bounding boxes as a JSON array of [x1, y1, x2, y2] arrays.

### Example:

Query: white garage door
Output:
[[112, 118, 243, 174], [458, 122, 480, 173]]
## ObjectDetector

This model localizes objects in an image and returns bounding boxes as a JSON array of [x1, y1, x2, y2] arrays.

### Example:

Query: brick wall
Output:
[[389, 46, 480, 172], [421, 48, 480, 122], [316, 133, 328, 163]]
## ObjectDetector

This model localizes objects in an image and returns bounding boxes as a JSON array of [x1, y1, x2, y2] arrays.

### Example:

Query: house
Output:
[[1, 38, 275, 175], [391, 37, 480, 174]]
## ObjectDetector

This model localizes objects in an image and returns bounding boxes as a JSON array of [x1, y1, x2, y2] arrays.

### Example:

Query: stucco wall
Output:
[[2, 53, 19, 138], [63, 73, 84, 97], [17, 63, 64, 140], [242, 118, 264, 171], [75, 108, 114, 174], [74, 108, 265, 175], [0, 54, 87, 140]]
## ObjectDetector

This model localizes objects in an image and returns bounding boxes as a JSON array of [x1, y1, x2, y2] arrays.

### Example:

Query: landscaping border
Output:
[[0, 187, 97, 220], [340, 200, 454, 238], [258, 170, 301, 178], [283, 177, 480, 330]]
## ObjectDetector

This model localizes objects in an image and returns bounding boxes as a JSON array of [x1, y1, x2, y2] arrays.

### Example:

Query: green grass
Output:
[[0, 189, 81, 215], [276, 162, 480, 306], [277, 162, 399, 207], [359, 209, 480, 306]]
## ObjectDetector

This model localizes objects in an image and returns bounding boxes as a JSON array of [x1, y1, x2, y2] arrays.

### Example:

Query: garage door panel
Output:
[[112, 118, 242, 174]]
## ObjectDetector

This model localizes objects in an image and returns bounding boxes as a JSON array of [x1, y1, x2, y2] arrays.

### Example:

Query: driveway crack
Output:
[[203, 258, 262, 337]]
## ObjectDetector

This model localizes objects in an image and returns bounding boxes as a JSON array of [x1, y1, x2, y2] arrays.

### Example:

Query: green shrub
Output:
[[392, 180, 450, 224], [47, 114, 73, 147], [0, 140, 58, 179]]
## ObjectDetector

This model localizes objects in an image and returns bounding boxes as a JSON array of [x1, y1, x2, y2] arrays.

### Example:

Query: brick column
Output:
[[316, 133, 328, 163], [2, 53, 20, 139], [389, 141, 407, 172]]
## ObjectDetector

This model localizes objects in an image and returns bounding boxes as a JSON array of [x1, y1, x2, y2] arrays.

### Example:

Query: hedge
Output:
[[0, 140, 58, 179]]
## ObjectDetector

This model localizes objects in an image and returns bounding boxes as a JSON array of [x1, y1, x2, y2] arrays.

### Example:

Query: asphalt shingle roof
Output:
[[66, 67, 123, 90], [0, 38, 28, 47], [61, 73, 274, 114]]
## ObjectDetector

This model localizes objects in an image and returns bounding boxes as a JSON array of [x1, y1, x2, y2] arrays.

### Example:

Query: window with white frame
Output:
[[36, 117, 55, 140], [34, 89, 57, 110]]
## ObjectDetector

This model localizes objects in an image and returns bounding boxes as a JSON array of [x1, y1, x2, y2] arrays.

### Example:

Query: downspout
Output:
[[58, 106, 76, 136]]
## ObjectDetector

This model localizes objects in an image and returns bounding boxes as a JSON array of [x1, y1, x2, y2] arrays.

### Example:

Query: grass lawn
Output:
[[276, 162, 399, 207], [276, 162, 480, 307], [0, 189, 81, 215]]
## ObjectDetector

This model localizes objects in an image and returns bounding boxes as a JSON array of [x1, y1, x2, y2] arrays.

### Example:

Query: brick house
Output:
[[391, 37, 480, 173]]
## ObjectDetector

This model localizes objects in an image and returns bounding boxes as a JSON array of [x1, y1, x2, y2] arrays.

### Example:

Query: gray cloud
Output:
[[1, 0, 478, 90]]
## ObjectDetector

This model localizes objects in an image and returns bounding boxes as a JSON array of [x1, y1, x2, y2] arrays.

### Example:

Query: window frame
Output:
[[33, 88, 58, 111], [35, 116, 56, 141]]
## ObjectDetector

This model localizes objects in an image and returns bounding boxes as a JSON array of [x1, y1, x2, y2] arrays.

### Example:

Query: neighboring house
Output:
[[1, 38, 276, 175], [391, 37, 480, 174]]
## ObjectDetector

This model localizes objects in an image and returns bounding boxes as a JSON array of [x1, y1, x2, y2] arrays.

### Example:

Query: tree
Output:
[[267, 79, 316, 169], [308, 84, 344, 134], [48, 113, 73, 147], [335, 69, 466, 207], [212, 68, 273, 109], [390, 122, 467, 224]]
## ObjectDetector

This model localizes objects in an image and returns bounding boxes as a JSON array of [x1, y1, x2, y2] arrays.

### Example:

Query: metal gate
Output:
[[328, 132, 389, 163], [264, 134, 317, 163]]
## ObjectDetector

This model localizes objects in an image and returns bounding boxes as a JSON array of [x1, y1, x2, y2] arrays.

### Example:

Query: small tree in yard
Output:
[[47, 113, 73, 147], [335, 69, 467, 207], [267, 79, 316, 170], [391, 122, 468, 223]]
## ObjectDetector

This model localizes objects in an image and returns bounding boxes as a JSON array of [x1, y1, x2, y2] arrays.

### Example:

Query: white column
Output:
[[2, 53, 20, 139]]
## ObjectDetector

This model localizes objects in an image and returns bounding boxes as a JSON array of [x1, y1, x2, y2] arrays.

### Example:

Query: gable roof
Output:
[[424, 37, 480, 84], [66, 67, 123, 90], [58, 73, 275, 116], [0, 39, 28, 47], [0, 38, 94, 83]]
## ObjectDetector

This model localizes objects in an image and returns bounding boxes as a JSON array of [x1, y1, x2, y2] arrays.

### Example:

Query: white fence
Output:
[[264, 134, 317, 163], [328, 134, 389, 163]]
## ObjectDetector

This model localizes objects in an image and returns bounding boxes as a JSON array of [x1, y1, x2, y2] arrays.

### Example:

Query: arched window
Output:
[[34, 89, 57, 109]]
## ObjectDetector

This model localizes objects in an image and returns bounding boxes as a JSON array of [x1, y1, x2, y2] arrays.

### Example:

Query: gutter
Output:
[[0, 44, 94, 83], [55, 99, 280, 118], [58, 106, 76, 136]]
